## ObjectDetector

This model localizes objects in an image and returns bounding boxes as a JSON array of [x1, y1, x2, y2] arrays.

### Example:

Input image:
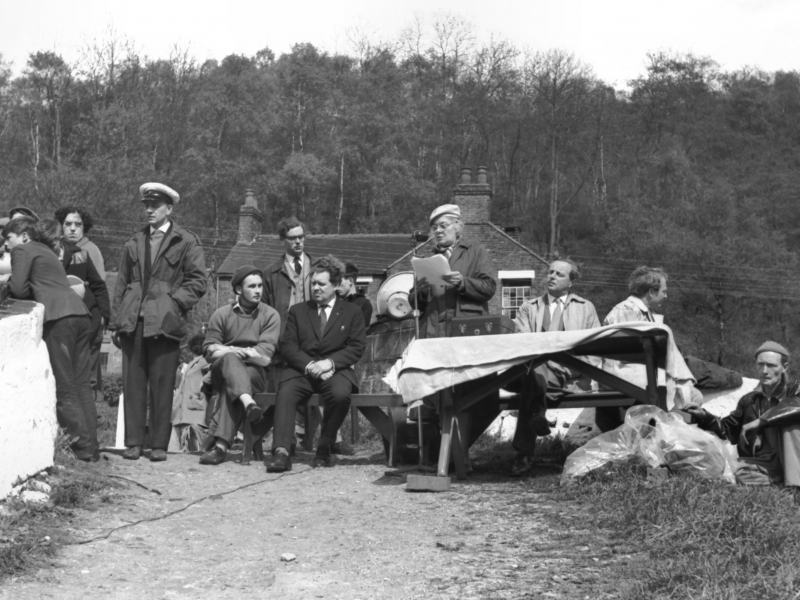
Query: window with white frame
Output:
[[499, 270, 535, 320]]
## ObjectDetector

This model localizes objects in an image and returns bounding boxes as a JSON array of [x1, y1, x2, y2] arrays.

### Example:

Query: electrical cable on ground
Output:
[[106, 474, 162, 495], [72, 467, 310, 546]]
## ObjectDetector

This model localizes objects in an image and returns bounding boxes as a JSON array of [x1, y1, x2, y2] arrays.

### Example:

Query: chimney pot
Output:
[[459, 167, 472, 185], [244, 189, 257, 208], [476, 166, 488, 185], [238, 189, 263, 243]]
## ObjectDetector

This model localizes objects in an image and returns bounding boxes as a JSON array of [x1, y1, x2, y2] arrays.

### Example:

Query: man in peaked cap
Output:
[[689, 341, 800, 486], [110, 182, 207, 462]]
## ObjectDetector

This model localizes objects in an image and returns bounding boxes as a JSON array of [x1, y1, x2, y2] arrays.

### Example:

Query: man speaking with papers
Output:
[[411, 203, 496, 338]]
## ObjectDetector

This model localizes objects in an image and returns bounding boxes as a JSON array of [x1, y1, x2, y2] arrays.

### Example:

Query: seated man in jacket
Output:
[[687, 341, 800, 486], [511, 258, 600, 476], [267, 255, 366, 472], [199, 265, 281, 465]]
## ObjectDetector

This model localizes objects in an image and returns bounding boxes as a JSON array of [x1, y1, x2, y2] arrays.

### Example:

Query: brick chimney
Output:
[[453, 166, 492, 223], [237, 189, 263, 243]]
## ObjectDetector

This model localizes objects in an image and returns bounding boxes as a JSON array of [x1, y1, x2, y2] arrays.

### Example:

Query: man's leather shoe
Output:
[[199, 445, 227, 465], [331, 441, 355, 456], [266, 452, 292, 473], [123, 446, 142, 460], [529, 414, 552, 436], [313, 456, 333, 468], [245, 403, 264, 423], [511, 453, 532, 477], [150, 449, 167, 462]]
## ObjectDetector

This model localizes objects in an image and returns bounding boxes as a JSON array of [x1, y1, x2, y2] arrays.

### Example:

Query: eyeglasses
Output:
[[430, 222, 453, 232], [64, 220, 84, 229], [284, 235, 305, 242]]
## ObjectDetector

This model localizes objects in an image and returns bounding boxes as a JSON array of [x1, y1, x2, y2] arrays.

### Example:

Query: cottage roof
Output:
[[217, 233, 415, 277]]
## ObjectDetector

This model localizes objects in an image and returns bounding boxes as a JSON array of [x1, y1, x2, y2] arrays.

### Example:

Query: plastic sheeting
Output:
[[560, 405, 737, 484]]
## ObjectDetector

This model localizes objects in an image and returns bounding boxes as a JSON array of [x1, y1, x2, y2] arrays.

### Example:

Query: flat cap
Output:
[[231, 264, 263, 291], [429, 204, 460, 225], [754, 341, 790, 360], [140, 182, 180, 205], [9, 206, 41, 221]]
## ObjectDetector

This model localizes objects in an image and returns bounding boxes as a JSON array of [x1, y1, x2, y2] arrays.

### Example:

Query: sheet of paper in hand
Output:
[[411, 254, 450, 287]]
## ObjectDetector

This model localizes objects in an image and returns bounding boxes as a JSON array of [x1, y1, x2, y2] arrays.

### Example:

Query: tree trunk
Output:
[[337, 156, 344, 234], [549, 133, 558, 257]]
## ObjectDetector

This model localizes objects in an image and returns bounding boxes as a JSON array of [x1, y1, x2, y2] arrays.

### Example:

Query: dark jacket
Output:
[[9, 241, 88, 323], [279, 297, 366, 387], [263, 253, 312, 337], [343, 291, 373, 328], [415, 239, 496, 338], [696, 378, 800, 463], [60, 242, 110, 330], [110, 221, 207, 340]]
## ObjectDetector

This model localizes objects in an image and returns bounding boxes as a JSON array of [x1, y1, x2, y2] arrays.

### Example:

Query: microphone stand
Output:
[[385, 230, 436, 478]]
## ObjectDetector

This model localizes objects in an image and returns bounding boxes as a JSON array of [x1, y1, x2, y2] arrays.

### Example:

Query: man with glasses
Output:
[[263, 217, 314, 449], [414, 204, 496, 339]]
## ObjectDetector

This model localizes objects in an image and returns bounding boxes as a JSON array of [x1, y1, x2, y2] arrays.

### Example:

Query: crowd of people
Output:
[[2, 181, 800, 486]]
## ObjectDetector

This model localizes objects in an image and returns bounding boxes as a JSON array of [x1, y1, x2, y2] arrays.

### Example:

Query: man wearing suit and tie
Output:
[[511, 259, 601, 476], [267, 255, 366, 471]]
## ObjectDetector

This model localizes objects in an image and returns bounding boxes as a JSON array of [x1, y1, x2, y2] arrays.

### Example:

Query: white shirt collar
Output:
[[285, 252, 305, 265], [628, 295, 651, 315], [149, 220, 171, 235], [547, 293, 566, 305], [318, 295, 336, 310]]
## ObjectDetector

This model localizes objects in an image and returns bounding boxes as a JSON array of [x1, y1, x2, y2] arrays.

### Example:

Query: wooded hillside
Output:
[[2, 20, 799, 372]]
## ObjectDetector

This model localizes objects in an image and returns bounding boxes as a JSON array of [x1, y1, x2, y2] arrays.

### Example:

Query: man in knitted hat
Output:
[[200, 266, 280, 465], [688, 341, 800, 486], [110, 182, 207, 462]]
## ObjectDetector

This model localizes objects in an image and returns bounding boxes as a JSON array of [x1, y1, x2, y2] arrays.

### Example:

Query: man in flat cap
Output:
[[413, 204, 496, 339], [410, 204, 496, 472], [110, 183, 207, 462], [200, 265, 280, 465], [688, 341, 800, 486]]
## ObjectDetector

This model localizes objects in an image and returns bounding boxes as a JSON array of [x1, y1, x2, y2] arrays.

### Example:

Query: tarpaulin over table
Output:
[[394, 322, 695, 407]]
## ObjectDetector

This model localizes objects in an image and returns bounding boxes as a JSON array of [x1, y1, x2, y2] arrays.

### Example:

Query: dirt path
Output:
[[1, 450, 622, 600]]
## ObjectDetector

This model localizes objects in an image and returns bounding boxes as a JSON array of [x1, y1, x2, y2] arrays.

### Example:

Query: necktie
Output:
[[319, 303, 329, 333], [294, 257, 302, 275], [549, 298, 562, 332], [150, 229, 165, 267]]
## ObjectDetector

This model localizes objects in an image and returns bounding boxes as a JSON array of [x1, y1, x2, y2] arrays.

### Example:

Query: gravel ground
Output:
[[0, 448, 626, 600]]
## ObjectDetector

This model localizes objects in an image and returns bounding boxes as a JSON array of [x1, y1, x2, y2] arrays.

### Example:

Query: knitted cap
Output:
[[231, 265, 262, 291], [754, 341, 790, 360]]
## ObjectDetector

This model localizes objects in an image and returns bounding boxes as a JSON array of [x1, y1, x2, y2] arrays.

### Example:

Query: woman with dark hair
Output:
[[54, 206, 104, 280], [1, 217, 97, 461], [169, 333, 210, 452]]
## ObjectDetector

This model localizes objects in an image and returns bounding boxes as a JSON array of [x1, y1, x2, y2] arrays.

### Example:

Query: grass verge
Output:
[[0, 430, 118, 582], [560, 462, 800, 599]]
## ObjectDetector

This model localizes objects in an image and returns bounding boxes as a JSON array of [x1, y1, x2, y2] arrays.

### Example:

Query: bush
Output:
[[102, 372, 122, 406]]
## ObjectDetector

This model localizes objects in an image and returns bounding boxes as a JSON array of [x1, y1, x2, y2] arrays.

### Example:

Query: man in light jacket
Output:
[[511, 258, 600, 476], [110, 183, 207, 462]]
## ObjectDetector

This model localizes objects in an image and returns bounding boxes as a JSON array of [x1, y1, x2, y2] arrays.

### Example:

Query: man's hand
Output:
[[442, 271, 463, 288], [742, 418, 762, 439], [307, 359, 334, 379], [111, 331, 121, 349], [411, 276, 431, 296], [684, 405, 708, 420]]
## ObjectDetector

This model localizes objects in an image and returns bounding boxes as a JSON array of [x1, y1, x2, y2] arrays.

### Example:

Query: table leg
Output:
[[437, 404, 454, 477]]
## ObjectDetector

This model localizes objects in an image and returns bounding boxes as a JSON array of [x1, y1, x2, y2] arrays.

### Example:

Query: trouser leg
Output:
[[121, 321, 148, 447], [512, 367, 549, 456], [317, 373, 353, 446], [274, 377, 313, 451], [73, 316, 97, 453], [88, 314, 103, 396], [44, 316, 93, 458], [145, 334, 181, 450], [211, 353, 267, 445]]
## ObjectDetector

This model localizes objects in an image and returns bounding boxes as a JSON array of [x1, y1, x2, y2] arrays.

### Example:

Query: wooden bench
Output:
[[244, 392, 405, 466]]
